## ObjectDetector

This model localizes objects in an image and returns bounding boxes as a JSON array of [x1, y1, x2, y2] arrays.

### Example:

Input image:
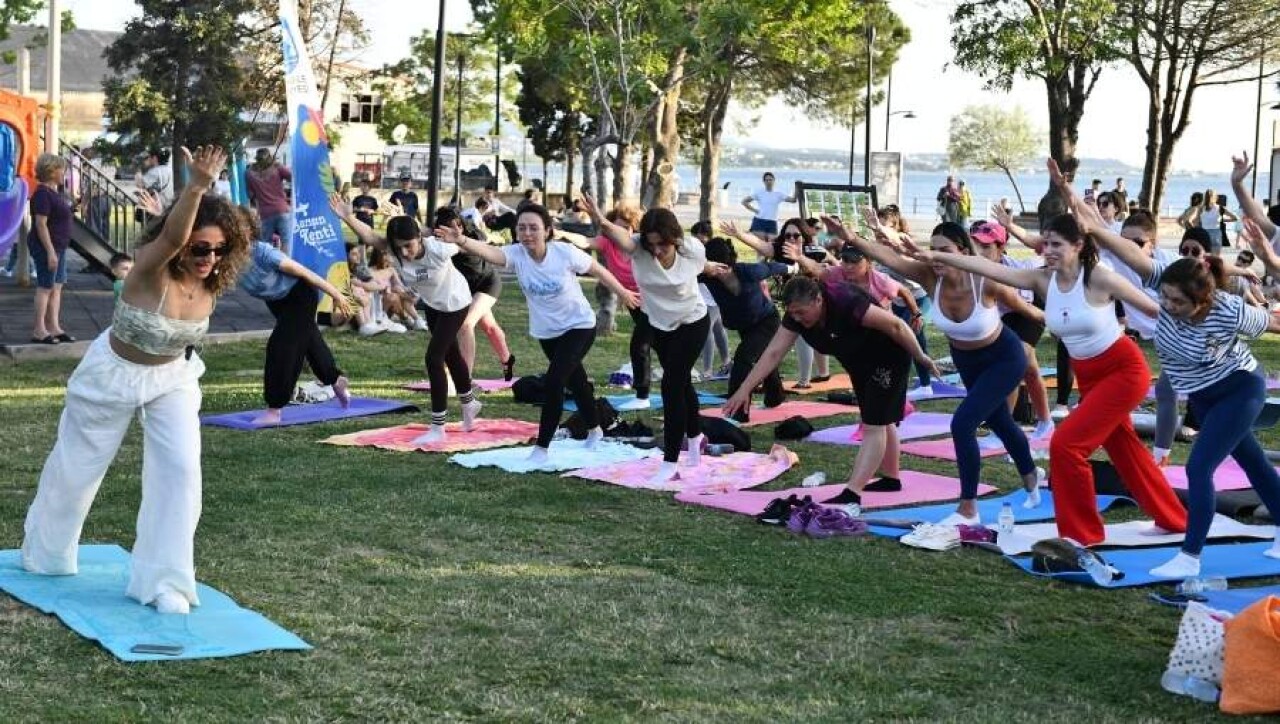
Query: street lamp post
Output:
[[1252, 44, 1264, 198], [864, 22, 876, 186], [454, 46, 464, 206], [847, 101, 857, 187], [885, 110, 917, 151], [426, 0, 448, 218]]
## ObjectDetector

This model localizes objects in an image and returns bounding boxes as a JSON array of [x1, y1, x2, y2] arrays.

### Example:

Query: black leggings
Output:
[[423, 306, 473, 414], [628, 307, 654, 399], [537, 327, 598, 448], [651, 314, 711, 462], [728, 312, 785, 420], [1055, 337, 1074, 407], [264, 280, 342, 408]]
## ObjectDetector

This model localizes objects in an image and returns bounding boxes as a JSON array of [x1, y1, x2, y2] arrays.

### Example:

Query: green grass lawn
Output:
[[0, 284, 1272, 721]]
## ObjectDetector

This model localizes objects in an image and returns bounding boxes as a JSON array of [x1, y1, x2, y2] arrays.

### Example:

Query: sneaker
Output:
[[956, 524, 997, 544], [412, 318, 429, 331], [805, 507, 868, 538], [384, 321, 408, 334], [900, 523, 961, 551], [757, 495, 804, 526], [786, 501, 823, 535], [358, 322, 384, 337], [977, 433, 1004, 451], [1031, 419, 1055, 440], [616, 397, 651, 412]]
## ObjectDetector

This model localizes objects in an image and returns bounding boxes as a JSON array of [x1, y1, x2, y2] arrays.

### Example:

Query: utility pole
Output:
[[45, 0, 61, 152], [864, 21, 875, 186], [426, 0, 447, 218]]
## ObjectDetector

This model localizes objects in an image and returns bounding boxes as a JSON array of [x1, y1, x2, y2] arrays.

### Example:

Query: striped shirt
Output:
[[1147, 258, 1269, 393]]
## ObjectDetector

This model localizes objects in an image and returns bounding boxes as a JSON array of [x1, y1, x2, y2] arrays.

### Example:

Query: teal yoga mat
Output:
[[866, 490, 1133, 538], [0, 545, 311, 662], [1006, 541, 1280, 589]]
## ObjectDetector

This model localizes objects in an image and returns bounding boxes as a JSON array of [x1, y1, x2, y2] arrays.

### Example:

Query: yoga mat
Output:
[[907, 381, 968, 402], [807, 412, 955, 446], [567, 444, 798, 493], [0, 545, 310, 662], [674, 471, 997, 517], [562, 391, 727, 413], [449, 439, 658, 473], [702, 400, 856, 427], [994, 515, 1274, 556], [900, 435, 1052, 460], [1006, 541, 1280, 589], [865, 490, 1133, 539], [1173, 488, 1267, 517], [785, 373, 853, 394], [1200, 585, 1280, 615], [403, 378, 517, 393], [320, 419, 539, 453], [1162, 458, 1271, 492], [202, 398, 418, 430]]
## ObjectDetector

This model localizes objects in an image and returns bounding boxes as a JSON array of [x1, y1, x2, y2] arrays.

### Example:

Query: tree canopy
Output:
[[948, 105, 1040, 212]]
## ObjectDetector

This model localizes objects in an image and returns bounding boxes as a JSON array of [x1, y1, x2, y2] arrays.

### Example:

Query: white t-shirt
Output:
[[1107, 248, 1173, 340], [461, 207, 487, 230], [748, 188, 788, 221], [699, 282, 717, 308], [629, 236, 708, 331], [503, 242, 596, 339], [397, 238, 472, 313]]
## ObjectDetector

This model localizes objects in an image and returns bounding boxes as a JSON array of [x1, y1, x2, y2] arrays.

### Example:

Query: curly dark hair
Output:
[[636, 207, 687, 257], [138, 193, 252, 296]]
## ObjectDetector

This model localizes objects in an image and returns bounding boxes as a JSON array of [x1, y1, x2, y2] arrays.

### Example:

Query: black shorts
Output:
[[1000, 311, 1045, 346], [836, 333, 911, 426], [466, 271, 502, 298]]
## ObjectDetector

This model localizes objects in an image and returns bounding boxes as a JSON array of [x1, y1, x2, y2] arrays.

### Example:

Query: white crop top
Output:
[[1044, 270, 1122, 359], [929, 273, 1000, 343], [111, 281, 210, 357]]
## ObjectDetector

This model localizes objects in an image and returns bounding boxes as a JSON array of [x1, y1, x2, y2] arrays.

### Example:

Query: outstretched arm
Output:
[[579, 192, 636, 252], [991, 202, 1044, 253], [1071, 193, 1155, 282], [329, 192, 388, 249], [993, 283, 1044, 324], [132, 146, 227, 276], [908, 245, 1046, 297], [434, 224, 508, 266], [1230, 152, 1278, 240], [587, 261, 640, 309], [1243, 218, 1280, 278], [718, 219, 773, 258], [722, 327, 799, 416], [826, 212, 933, 285], [1094, 265, 1159, 318], [278, 257, 353, 318]]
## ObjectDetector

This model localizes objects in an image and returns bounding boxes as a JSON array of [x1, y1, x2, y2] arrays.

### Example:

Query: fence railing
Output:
[[60, 140, 149, 256]]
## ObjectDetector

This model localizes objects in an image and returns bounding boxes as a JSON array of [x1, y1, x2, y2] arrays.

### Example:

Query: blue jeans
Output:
[[1181, 366, 1280, 555], [260, 212, 292, 253], [951, 326, 1035, 500], [892, 300, 931, 386]]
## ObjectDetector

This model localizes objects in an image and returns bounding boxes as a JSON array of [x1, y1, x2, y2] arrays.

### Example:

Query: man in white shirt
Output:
[[741, 171, 795, 241]]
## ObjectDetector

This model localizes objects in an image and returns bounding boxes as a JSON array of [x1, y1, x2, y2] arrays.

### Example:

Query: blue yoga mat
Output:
[[201, 397, 419, 429], [563, 392, 727, 413], [1006, 541, 1280, 589], [1200, 584, 1280, 614], [866, 490, 1132, 539], [0, 545, 310, 661]]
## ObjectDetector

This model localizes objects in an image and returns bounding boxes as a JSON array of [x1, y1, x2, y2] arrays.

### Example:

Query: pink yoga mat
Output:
[[900, 435, 1051, 460], [320, 418, 538, 453], [566, 444, 798, 493], [675, 471, 996, 516], [702, 400, 856, 427], [807, 412, 954, 446], [403, 378, 517, 393], [1161, 459, 1271, 491]]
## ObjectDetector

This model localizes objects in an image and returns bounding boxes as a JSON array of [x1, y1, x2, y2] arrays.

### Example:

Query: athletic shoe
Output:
[[805, 507, 868, 538], [977, 433, 1004, 450], [786, 501, 823, 535], [1031, 419, 1055, 440], [384, 321, 408, 334], [757, 495, 804, 526], [900, 523, 961, 551], [412, 318, 428, 331], [616, 397, 651, 411], [358, 322, 384, 337], [956, 524, 997, 544]]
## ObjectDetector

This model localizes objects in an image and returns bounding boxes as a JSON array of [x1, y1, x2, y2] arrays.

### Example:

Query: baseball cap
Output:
[[838, 245, 865, 263], [399, 171, 412, 181], [970, 221, 1008, 246]]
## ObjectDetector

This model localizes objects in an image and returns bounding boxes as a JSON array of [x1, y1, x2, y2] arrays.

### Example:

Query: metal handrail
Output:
[[58, 139, 148, 256]]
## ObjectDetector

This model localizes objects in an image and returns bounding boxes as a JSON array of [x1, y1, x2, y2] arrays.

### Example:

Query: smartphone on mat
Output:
[[130, 643, 184, 656]]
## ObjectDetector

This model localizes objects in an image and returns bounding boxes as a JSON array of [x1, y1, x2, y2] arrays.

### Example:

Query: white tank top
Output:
[[1044, 270, 1122, 359], [930, 273, 1001, 343]]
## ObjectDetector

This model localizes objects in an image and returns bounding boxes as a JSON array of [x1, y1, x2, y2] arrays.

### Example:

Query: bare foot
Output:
[[333, 376, 351, 408], [252, 408, 284, 426]]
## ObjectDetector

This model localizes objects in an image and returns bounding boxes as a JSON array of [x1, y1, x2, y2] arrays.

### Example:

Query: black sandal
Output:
[[53, 333, 76, 343], [503, 355, 516, 382], [30, 335, 58, 345]]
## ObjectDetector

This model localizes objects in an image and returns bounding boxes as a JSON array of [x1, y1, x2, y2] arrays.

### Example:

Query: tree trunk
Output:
[[541, 158, 548, 196], [698, 76, 732, 224], [594, 145, 608, 206], [611, 141, 634, 205], [1137, 79, 1164, 211], [999, 164, 1027, 214], [1037, 74, 1079, 226], [641, 46, 686, 209], [171, 56, 191, 194], [565, 124, 577, 195], [639, 143, 651, 203]]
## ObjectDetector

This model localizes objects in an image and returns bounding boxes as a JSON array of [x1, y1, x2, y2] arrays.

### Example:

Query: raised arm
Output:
[[827, 213, 932, 285], [782, 239, 825, 277], [1243, 218, 1280, 278], [1093, 265, 1159, 318], [433, 224, 509, 267], [329, 191, 388, 249], [1230, 152, 1277, 240], [579, 191, 635, 252], [1072, 194, 1155, 282], [991, 202, 1044, 253], [718, 219, 773, 258], [554, 228, 595, 250], [132, 146, 226, 276], [908, 245, 1046, 297]]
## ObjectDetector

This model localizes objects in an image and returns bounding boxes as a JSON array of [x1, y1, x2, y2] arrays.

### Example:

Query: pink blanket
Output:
[[320, 418, 538, 453], [566, 445, 799, 493], [675, 471, 996, 516], [900, 435, 1051, 460], [1162, 459, 1271, 491], [403, 378, 517, 393], [702, 400, 856, 427]]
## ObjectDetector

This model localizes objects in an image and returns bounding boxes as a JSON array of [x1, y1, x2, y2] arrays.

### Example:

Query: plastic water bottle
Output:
[[997, 503, 1015, 536], [1176, 576, 1229, 595], [801, 472, 826, 488], [705, 443, 735, 456], [1160, 670, 1220, 703]]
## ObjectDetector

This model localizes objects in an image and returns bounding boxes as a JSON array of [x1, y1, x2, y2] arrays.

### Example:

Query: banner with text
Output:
[[279, 0, 344, 279]]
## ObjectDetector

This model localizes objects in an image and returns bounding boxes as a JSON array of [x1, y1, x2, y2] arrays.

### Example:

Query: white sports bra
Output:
[[930, 273, 1000, 343], [1044, 270, 1122, 359]]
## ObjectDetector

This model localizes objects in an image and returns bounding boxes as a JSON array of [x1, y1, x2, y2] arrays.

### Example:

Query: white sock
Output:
[[1150, 551, 1201, 578], [1152, 446, 1171, 462], [684, 434, 705, 467], [584, 426, 604, 449], [647, 461, 680, 488], [1266, 528, 1280, 559], [1140, 523, 1175, 536], [410, 424, 447, 446], [1022, 475, 1042, 509], [153, 590, 190, 615], [461, 399, 483, 432], [527, 446, 549, 462]]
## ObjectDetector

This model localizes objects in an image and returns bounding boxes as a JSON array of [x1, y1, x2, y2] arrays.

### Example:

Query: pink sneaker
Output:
[[850, 425, 864, 443]]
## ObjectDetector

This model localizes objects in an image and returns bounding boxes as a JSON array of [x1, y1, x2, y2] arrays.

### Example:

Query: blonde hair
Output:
[[34, 153, 67, 183]]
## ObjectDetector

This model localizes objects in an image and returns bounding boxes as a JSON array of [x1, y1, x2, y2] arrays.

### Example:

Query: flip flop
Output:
[[53, 333, 76, 343], [30, 335, 58, 344]]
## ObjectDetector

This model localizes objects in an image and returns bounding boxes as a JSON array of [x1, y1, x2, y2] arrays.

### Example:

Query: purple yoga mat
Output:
[[907, 381, 968, 402], [1162, 459, 1272, 491], [201, 397, 419, 429], [675, 471, 996, 517], [900, 435, 1051, 460], [807, 412, 955, 446], [403, 378, 517, 393]]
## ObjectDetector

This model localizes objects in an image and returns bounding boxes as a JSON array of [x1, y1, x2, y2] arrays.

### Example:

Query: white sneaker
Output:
[[616, 397, 651, 412], [1051, 405, 1070, 421], [936, 512, 981, 527], [1031, 419, 1055, 440], [977, 433, 1004, 451], [900, 523, 961, 551], [358, 322, 384, 337], [384, 321, 408, 334], [412, 318, 428, 331], [461, 400, 482, 432]]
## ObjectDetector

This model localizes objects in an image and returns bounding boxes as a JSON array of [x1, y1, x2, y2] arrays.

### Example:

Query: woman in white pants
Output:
[[21, 146, 251, 615]]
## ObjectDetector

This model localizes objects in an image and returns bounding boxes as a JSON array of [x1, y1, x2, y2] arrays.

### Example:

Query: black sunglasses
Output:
[[189, 245, 227, 258], [780, 232, 803, 240], [1179, 246, 1202, 257]]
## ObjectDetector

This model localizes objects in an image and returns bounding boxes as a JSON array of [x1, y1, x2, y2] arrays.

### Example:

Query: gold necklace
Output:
[[175, 276, 200, 301]]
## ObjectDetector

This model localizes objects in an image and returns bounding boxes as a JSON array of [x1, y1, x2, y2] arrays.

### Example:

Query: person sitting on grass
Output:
[[366, 246, 421, 332]]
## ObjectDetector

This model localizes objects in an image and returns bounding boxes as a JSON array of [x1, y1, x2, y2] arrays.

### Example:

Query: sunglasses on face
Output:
[[780, 232, 803, 240], [1179, 246, 1202, 257], [189, 244, 226, 258]]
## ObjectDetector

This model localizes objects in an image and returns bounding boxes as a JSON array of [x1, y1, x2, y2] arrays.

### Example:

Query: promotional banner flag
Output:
[[279, 0, 345, 279]]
